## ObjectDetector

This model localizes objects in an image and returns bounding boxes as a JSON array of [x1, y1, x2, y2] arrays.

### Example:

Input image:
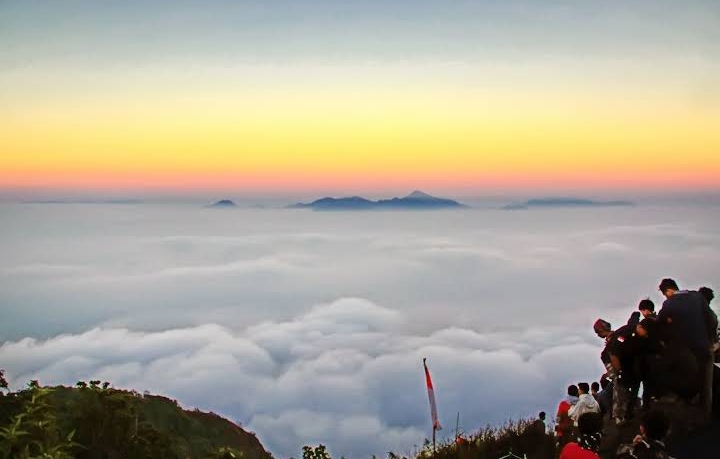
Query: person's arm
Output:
[[704, 304, 718, 343], [567, 403, 577, 418], [657, 300, 672, 324], [555, 404, 564, 423]]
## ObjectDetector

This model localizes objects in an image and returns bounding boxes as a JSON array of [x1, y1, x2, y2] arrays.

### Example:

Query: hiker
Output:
[[634, 318, 664, 405], [596, 377, 613, 417], [532, 411, 547, 434], [699, 286, 715, 306], [638, 299, 656, 319], [594, 318, 638, 424], [558, 412, 604, 459], [616, 410, 671, 459], [556, 385, 579, 446], [698, 286, 719, 353], [590, 382, 599, 398], [658, 278, 716, 421], [569, 383, 600, 425]]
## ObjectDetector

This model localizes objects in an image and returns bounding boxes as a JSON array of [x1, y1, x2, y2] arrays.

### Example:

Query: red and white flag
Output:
[[423, 358, 441, 431]]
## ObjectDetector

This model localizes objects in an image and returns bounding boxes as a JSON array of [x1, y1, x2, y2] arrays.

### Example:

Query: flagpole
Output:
[[423, 358, 441, 456], [455, 412, 459, 442], [432, 426, 436, 455]]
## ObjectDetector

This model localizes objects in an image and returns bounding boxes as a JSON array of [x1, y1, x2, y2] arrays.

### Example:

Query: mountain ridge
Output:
[[289, 191, 465, 210]]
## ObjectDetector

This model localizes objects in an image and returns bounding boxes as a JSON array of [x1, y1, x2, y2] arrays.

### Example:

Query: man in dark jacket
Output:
[[596, 377, 613, 418], [657, 278, 716, 421], [594, 318, 639, 424]]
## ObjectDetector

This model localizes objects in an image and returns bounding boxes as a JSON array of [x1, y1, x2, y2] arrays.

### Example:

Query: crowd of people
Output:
[[551, 278, 717, 459]]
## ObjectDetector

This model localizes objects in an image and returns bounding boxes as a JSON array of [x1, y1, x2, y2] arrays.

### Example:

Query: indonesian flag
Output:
[[423, 358, 442, 431]]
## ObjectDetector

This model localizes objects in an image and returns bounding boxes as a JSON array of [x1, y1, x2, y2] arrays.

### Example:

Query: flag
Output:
[[423, 358, 441, 431]]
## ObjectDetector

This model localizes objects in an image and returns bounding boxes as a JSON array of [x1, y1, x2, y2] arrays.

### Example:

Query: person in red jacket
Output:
[[555, 385, 579, 446], [559, 412, 604, 459]]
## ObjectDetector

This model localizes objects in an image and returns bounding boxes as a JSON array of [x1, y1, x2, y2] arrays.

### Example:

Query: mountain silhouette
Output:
[[289, 191, 464, 210], [208, 199, 238, 208]]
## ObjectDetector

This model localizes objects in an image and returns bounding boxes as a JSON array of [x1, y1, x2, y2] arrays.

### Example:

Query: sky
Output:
[[1, 0, 719, 195], [1, 202, 719, 457]]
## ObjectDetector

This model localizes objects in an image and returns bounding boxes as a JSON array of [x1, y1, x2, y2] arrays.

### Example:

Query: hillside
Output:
[[0, 381, 272, 459]]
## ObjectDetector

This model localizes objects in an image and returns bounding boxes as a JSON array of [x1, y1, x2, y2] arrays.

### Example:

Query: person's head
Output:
[[593, 319, 612, 338], [659, 278, 679, 298], [640, 410, 670, 441], [699, 286, 715, 305], [638, 298, 655, 318], [577, 412, 603, 437], [636, 317, 657, 338], [539, 411, 546, 421], [578, 382, 590, 395], [591, 382, 600, 394], [600, 377, 610, 390], [567, 385, 579, 398]]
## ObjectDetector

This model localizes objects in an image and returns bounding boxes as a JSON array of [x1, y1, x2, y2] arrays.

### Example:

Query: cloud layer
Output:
[[1, 203, 719, 456], [1, 298, 603, 458]]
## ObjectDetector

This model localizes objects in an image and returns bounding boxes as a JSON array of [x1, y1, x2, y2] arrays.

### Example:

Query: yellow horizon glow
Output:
[[2, 81, 719, 191]]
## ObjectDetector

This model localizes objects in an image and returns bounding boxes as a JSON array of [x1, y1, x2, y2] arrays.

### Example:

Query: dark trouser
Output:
[[612, 371, 639, 423], [699, 351, 713, 422]]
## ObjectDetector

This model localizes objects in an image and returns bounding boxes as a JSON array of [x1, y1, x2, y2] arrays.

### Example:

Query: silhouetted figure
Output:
[[638, 298, 656, 319], [532, 411, 547, 434], [594, 318, 639, 424], [658, 278, 716, 421], [596, 377, 613, 417], [699, 286, 715, 306]]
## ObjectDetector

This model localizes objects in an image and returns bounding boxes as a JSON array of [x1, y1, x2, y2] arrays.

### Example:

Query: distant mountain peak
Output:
[[208, 199, 237, 208], [405, 190, 434, 199]]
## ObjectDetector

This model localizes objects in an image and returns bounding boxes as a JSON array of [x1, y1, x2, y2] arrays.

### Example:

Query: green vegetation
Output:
[[421, 420, 556, 459], [298, 420, 556, 459], [2, 369, 556, 459], [0, 375, 272, 459]]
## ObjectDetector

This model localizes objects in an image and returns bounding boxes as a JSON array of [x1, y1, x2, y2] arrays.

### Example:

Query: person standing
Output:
[[594, 318, 637, 424], [569, 383, 600, 425], [658, 278, 715, 421], [556, 385, 580, 446]]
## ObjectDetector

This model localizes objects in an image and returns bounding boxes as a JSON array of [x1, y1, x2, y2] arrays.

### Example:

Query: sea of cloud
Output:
[[0, 202, 718, 457]]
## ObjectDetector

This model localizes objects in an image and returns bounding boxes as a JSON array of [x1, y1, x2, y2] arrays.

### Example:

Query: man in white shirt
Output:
[[568, 382, 600, 425]]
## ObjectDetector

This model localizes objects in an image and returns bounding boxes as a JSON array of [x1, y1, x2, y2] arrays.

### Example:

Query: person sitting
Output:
[[569, 382, 600, 425], [556, 385, 580, 446], [559, 412, 604, 459], [616, 410, 671, 459]]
